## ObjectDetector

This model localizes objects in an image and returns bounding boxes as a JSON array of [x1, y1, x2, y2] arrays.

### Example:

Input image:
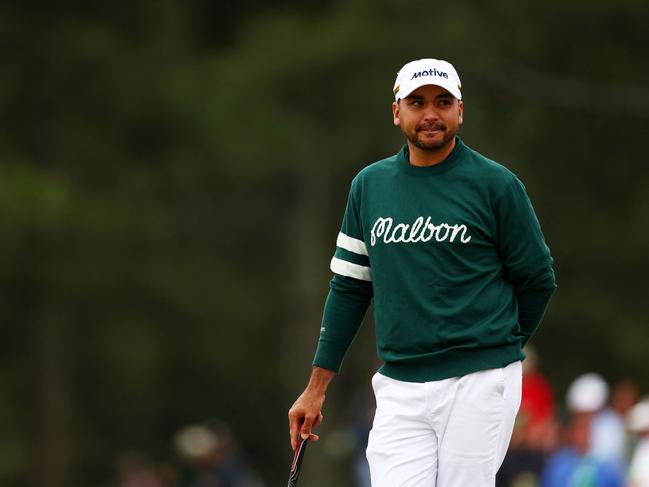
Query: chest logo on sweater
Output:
[[370, 216, 472, 246]]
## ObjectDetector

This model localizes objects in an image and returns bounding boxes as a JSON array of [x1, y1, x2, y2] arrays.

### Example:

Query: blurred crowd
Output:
[[116, 420, 265, 487], [496, 347, 649, 487]]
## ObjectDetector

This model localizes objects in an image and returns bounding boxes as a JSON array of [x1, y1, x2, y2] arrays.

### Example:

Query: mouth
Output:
[[418, 129, 444, 138], [417, 124, 446, 134]]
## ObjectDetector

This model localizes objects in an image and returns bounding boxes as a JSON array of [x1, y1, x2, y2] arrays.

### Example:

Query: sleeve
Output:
[[495, 177, 557, 346], [312, 180, 373, 373]]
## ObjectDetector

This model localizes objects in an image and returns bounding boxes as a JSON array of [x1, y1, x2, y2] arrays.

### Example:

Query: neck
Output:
[[408, 137, 456, 167]]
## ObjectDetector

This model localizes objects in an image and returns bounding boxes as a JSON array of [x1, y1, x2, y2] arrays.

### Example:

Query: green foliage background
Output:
[[1, 0, 648, 485]]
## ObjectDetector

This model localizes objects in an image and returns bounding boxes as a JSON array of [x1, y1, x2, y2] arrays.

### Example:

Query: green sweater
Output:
[[313, 137, 556, 382]]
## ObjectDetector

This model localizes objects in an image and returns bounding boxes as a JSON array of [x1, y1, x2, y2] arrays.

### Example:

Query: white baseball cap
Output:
[[393, 58, 462, 102], [566, 373, 609, 413], [628, 398, 649, 432]]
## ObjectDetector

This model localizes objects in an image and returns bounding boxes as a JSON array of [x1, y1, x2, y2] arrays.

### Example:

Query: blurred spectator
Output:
[[540, 373, 624, 487], [610, 378, 641, 459], [588, 378, 637, 472], [628, 398, 649, 487], [610, 379, 640, 418], [497, 423, 549, 487], [174, 420, 265, 487], [540, 413, 623, 487], [117, 450, 164, 487], [520, 347, 556, 429], [497, 347, 558, 487]]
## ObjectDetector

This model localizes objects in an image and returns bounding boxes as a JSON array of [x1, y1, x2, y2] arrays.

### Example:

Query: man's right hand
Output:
[[287, 366, 335, 450], [288, 389, 324, 450]]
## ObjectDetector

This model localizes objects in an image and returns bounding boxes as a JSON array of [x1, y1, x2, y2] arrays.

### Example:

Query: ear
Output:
[[392, 101, 400, 127], [458, 100, 464, 125]]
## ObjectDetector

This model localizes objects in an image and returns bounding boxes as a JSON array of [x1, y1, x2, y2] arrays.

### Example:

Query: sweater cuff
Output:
[[516, 283, 556, 345], [312, 277, 371, 373]]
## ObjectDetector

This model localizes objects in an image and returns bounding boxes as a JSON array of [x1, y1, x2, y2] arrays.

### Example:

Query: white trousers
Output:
[[366, 361, 522, 487]]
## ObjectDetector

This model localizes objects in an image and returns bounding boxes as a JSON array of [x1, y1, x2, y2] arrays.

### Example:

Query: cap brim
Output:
[[396, 79, 462, 101]]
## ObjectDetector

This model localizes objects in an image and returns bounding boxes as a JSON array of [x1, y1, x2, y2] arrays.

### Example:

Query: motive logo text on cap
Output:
[[393, 58, 462, 101]]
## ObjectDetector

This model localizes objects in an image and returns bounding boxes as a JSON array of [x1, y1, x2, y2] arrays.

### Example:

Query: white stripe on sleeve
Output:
[[330, 257, 372, 282], [336, 232, 368, 256]]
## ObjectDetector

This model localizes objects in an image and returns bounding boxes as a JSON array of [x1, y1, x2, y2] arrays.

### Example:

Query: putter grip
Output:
[[287, 437, 308, 487]]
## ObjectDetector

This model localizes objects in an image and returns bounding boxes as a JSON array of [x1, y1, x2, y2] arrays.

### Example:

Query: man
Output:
[[288, 58, 556, 487]]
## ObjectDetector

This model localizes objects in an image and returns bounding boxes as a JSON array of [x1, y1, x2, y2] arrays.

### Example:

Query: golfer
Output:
[[288, 58, 557, 487]]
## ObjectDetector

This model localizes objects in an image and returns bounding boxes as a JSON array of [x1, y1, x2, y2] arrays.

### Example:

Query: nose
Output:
[[422, 105, 439, 122]]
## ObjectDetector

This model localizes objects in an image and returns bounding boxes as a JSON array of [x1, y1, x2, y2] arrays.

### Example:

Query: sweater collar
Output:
[[399, 136, 467, 176]]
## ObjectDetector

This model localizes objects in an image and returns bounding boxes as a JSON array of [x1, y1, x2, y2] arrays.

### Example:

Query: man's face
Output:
[[392, 84, 463, 152]]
